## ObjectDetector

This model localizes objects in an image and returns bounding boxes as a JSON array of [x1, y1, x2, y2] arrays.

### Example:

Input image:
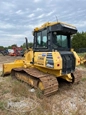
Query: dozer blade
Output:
[[2, 60, 24, 76], [11, 67, 59, 96]]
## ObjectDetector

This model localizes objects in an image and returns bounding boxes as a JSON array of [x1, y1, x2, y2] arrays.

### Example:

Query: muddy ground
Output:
[[0, 54, 86, 115]]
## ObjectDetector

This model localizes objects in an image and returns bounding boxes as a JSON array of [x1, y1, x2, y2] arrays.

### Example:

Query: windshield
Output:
[[52, 32, 68, 49]]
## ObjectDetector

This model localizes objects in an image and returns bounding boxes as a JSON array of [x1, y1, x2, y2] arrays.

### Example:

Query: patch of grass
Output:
[[11, 97, 21, 102], [28, 107, 43, 115], [82, 77, 86, 81], [5, 76, 12, 81], [0, 84, 2, 89], [11, 81, 29, 97], [0, 71, 2, 76], [30, 106, 52, 115], [78, 53, 86, 57], [36, 88, 43, 98], [2, 90, 9, 95], [0, 101, 5, 110]]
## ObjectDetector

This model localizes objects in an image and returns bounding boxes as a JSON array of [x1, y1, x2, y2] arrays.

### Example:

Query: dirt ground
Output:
[[0, 54, 86, 115]]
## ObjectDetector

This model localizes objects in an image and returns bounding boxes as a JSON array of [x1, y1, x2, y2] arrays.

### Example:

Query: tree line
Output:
[[0, 42, 33, 50], [0, 32, 86, 50], [72, 32, 86, 49]]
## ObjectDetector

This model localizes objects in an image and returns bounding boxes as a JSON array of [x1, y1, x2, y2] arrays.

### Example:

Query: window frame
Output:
[[36, 29, 48, 49], [52, 32, 71, 51]]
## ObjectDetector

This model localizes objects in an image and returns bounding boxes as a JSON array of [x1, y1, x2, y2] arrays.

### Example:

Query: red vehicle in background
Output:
[[8, 46, 24, 56]]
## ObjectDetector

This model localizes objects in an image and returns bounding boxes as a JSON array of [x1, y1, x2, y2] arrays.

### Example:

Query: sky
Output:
[[0, 0, 86, 47]]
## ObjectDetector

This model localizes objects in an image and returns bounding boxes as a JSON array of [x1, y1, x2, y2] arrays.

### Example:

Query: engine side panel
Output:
[[34, 51, 80, 75], [34, 52, 62, 70]]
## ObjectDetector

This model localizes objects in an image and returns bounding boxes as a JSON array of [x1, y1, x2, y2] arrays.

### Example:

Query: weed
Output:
[[0, 101, 4, 110], [36, 88, 43, 98], [0, 84, 2, 89], [35, 107, 44, 115], [82, 77, 86, 81], [30, 107, 53, 115], [11, 81, 29, 97], [78, 53, 86, 57], [2, 90, 9, 95], [12, 97, 21, 102]]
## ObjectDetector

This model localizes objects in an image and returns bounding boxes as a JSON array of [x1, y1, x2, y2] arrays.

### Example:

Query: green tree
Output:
[[72, 32, 86, 49], [7, 44, 17, 49], [22, 42, 33, 48], [0, 46, 4, 51], [0, 46, 4, 49]]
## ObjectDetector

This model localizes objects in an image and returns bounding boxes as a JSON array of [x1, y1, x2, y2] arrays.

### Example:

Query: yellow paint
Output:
[[72, 50, 80, 66], [3, 60, 24, 75], [3, 49, 81, 80], [29, 78, 34, 86], [3, 49, 33, 75], [34, 22, 76, 32], [38, 81, 44, 90], [34, 52, 62, 70], [15, 72, 36, 87], [35, 66, 61, 77], [60, 74, 72, 82]]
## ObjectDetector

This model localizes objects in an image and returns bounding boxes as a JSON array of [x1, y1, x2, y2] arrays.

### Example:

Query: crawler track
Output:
[[11, 67, 58, 96]]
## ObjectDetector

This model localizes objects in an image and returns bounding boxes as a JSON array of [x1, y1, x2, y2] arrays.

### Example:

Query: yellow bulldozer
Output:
[[2, 21, 82, 96]]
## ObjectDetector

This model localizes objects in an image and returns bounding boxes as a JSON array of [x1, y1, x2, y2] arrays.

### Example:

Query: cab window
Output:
[[36, 29, 48, 48], [52, 32, 68, 48], [37, 32, 41, 47]]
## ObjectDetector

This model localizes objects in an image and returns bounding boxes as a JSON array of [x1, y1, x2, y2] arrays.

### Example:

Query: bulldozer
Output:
[[2, 21, 82, 96]]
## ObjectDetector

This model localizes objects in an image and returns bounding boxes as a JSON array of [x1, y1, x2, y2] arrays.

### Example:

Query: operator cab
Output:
[[33, 22, 77, 52]]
